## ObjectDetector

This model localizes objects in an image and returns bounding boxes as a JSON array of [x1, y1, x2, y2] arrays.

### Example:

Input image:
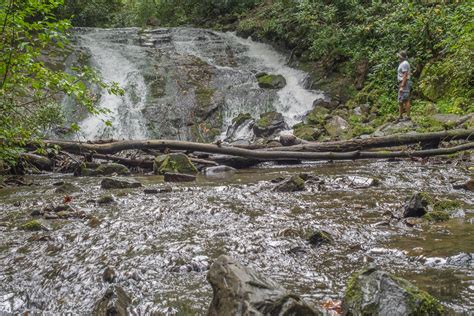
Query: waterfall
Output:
[[65, 28, 324, 141]]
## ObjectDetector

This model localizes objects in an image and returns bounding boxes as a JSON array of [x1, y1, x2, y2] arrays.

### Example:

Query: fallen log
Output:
[[42, 139, 474, 162], [268, 129, 474, 152], [90, 153, 218, 169]]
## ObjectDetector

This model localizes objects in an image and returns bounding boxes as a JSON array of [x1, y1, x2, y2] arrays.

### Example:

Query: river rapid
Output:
[[0, 159, 473, 314]]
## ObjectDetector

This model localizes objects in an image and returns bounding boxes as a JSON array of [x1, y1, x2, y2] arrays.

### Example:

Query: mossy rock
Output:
[[293, 124, 321, 141], [97, 195, 115, 204], [78, 163, 130, 177], [20, 220, 44, 231], [153, 153, 198, 175], [232, 113, 252, 127], [274, 175, 305, 192], [55, 182, 82, 194], [256, 73, 286, 89], [423, 210, 450, 222], [343, 267, 444, 315]]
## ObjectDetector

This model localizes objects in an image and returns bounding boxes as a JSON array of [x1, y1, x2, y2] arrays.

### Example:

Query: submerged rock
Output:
[[274, 175, 305, 192], [307, 230, 333, 246], [76, 163, 131, 177], [92, 285, 131, 316], [164, 172, 196, 182], [342, 266, 444, 316], [207, 255, 323, 316], [101, 178, 142, 189], [253, 111, 287, 138], [97, 195, 115, 204], [256, 72, 286, 89], [153, 153, 198, 175], [203, 165, 236, 178], [54, 182, 83, 194]]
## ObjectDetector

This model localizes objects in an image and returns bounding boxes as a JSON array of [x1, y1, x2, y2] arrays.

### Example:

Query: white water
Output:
[[228, 33, 325, 128], [78, 32, 148, 140]]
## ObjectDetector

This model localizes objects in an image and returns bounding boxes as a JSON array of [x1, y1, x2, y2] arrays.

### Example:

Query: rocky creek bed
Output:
[[0, 159, 473, 314]]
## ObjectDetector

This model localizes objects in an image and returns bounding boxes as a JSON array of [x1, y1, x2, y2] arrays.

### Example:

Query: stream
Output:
[[0, 160, 473, 314]]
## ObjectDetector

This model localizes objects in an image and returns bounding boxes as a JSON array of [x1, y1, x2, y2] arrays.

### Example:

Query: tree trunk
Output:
[[41, 139, 474, 162]]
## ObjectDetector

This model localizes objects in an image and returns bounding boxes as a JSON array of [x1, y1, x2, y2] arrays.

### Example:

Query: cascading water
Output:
[[70, 29, 149, 140], [66, 27, 324, 141]]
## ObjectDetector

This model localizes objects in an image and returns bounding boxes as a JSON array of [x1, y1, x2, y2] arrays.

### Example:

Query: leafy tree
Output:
[[0, 0, 122, 167]]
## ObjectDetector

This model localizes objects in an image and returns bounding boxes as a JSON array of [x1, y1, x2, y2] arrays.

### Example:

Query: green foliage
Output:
[[236, 1, 473, 115], [0, 0, 122, 166], [61, 0, 125, 27]]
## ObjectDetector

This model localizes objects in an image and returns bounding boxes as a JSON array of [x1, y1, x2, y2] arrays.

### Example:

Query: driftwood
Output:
[[269, 129, 474, 152], [90, 153, 218, 169], [41, 138, 473, 162]]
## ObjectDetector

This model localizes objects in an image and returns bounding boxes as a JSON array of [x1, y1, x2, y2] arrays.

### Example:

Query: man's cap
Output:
[[397, 50, 408, 59]]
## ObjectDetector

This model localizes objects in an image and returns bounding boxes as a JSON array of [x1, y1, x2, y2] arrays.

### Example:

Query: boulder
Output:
[[342, 266, 444, 316], [76, 163, 131, 177], [55, 182, 82, 194], [293, 124, 322, 141], [325, 116, 350, 138], [92, 285, 131, 316], [279, 134, 302, 146], [153, 153, 198, 175], [274, 175, 305, 192], [101, 178, 142, 190], [403, 192, 430, 218], [256, 73, 286, 89], [164, 172, 196, 182], [253, 111, 287, 138], [312, 98, 339, 111], [207, 255, 323, 316]]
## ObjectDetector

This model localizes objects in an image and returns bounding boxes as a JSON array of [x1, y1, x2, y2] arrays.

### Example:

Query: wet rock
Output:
[[312, 98, 339, 111], [171, 256, 210, 273], [307, 230, 333, 246], [97, 195, 115, 204], [207, 255, 323, 316], [153, 153, 198, 175], [226, 113, 255, 141], [92, 285, 131, 316], [44, 213, 59, 220], [77, 163, 131, 177], [30, 209, 44, 217], [403, 192, 430, 218], [203, 165, 236, 178], [325, 115, 350, 138], [55, 182, 82, 194], [144, 189, 159, 194], [453, 178, 474, 192], [253, 111, 287, 138], [279, 134, 302, 146], [103, 267, 117, 283], [164, 172, 196, 182], [274, 175, 305, 192], [19, 220, 46, 231], [342, 266, 444, 316], [256, 72, 286, 89], [101, 178, 142, 190]]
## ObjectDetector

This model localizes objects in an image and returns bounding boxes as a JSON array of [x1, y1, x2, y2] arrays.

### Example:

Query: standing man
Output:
[[397, 50, 411, 120]]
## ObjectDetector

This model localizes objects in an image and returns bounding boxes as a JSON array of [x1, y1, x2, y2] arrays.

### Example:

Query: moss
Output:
[[20, 220, 43, 231], [154, 153, 198, 175], [256, 74, 286, 89], [293, 125, 319, 141], [97, 195, 114, 204], [394, 277, 444, 315], [433, 199, 460, 212], [232, 113, 252, 126], [344, 271, 363, 308], [195, 86, 215, 107], [423, 210, 450, 222]]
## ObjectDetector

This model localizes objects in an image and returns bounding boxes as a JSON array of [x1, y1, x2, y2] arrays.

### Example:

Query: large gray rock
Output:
[[325, 116, 350, 138], [253, 111, 287, 138], [207, 255, 323, 316], [342, 266, 444, 316], [153, 153, 198, 175]]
